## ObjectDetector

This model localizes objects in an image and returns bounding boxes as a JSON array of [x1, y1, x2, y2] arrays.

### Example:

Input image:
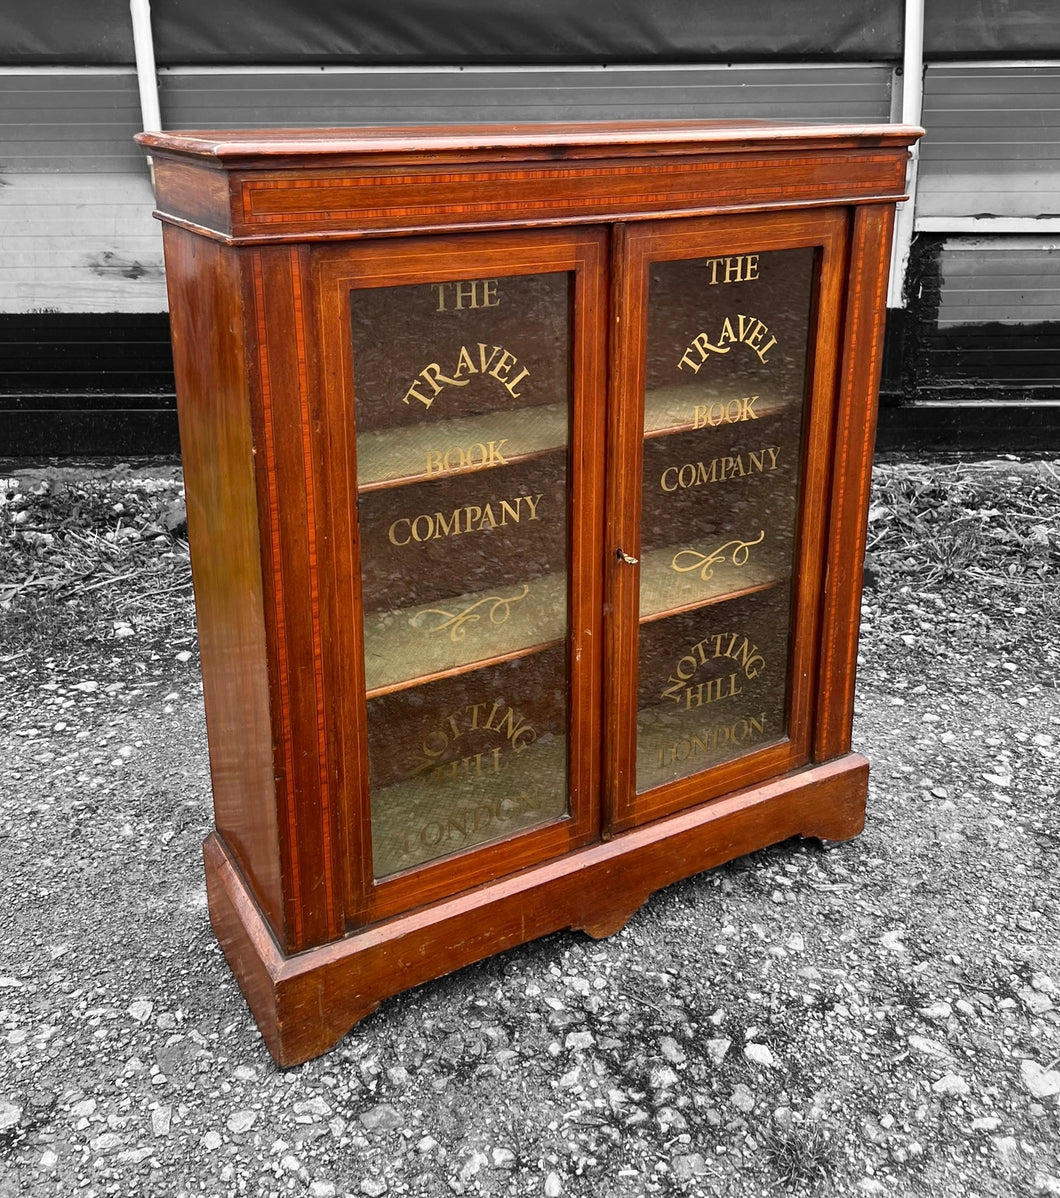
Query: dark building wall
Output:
[[878, 235, 1060, 453]]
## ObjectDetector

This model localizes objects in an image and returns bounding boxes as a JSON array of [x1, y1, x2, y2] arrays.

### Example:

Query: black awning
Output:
[[2, 0, 902, 66], [9, 0, 1057, 69]]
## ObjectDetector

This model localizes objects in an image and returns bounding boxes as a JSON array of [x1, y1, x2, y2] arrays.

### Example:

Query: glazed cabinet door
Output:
[[315, 229, 607, 925], [606, 211, 850, 830]]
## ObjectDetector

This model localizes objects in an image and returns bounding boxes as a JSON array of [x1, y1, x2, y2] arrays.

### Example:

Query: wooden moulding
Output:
[[204, 753, 868, 1067], [138, 121, 919, 244]]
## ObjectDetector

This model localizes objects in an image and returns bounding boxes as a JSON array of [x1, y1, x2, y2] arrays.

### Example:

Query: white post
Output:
[[887, 0, 925, 308], [130, 0, 162, 181]]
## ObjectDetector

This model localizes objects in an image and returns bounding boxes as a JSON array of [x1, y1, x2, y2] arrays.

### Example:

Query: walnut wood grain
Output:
[[227, 153, 902, 243], [245, 245, 347, 953], [152, 157, 232, 238], [138, 120, 922, 164], [162, 226, 285, 941]]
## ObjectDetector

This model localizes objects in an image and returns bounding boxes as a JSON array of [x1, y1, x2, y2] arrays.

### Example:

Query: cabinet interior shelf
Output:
[[354, 386, 791, 492], [356, 401, 568, 491], [362, 550, 786, 697], [363, 572, 567, 696], [639, 577, 782, 625], [638, 542, 784, 623], [643, 386, 791, 440]]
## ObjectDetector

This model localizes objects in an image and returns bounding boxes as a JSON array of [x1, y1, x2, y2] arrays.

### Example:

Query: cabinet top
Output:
[[137, 119, 921, 168], [139, 120, 922, 245]]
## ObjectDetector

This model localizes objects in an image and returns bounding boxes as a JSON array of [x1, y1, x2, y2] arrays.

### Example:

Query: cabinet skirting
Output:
[[205, 753, 867, 1067]]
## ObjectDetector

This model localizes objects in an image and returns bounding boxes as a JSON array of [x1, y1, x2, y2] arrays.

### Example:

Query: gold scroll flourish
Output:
[[670, 531, 766, 581], [411, 584, 531, 642]]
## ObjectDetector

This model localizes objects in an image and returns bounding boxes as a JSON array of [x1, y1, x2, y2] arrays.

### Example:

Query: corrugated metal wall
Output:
[[0, 59, 897, 454], [918, 64, 1060, 220], [4, 0, 1060, 452], [158, 64, 893, 128], [935, 238, 1060, 329], [900, 236, 1060, 405], [1, 71, 163, 315], [0, 63, 893, 317]]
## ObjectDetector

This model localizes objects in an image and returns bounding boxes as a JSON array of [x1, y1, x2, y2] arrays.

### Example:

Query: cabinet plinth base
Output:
[[205, 754, 868, 1066]]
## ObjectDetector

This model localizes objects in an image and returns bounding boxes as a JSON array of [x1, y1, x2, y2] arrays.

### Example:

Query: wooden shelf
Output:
[[363, 572, 567, 695], [643, 385, 792, 440], [357, 402, 568, 491], [356, 384, 789, 493], [638, 535, 784, 622]]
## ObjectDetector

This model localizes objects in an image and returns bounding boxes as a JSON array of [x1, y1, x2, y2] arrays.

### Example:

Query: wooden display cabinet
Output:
[[138, 120, 921, 1065]]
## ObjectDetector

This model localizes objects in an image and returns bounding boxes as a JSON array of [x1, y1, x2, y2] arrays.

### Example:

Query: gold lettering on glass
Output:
[[692, 396, 759, 428], [704, 255, 761, 285], [661, 632, 767, 707], [411, 584, 531, 642], [425, 439, 510, 477], [659, 446, 779, 492], [431, 278, 502, 312], [655, 712, 768, 770], [400, 343, 531, 408], [387, 493, 544, 546], [354, 268, 573, 874], [670, 531, 766, 581], [677, 314, 778, 373]]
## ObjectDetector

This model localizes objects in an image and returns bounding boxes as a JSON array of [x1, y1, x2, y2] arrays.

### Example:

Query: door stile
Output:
[[814, 203, 897, 762], [565, 228, 610, 858], [603, 223, 650, 833], [312, 244, 377, 931]]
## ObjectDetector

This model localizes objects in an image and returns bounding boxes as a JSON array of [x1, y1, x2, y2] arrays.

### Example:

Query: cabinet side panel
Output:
[[162, 225, 285, 937]]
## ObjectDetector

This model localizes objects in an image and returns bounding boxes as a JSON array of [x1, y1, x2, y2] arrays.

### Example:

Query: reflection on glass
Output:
[[636, 248, 815, 790], [350, 272, 572, 875], [367, 648, 569, 877], [636, 588, 792, 792]]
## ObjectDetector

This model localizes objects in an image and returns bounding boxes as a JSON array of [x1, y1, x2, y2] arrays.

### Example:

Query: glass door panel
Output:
[[633, 247, 817, 793], [349, 270, 573, 878]]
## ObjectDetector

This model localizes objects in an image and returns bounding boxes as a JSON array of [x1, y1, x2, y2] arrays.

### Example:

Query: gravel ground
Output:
[[0, 457, 1058, 1198]]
